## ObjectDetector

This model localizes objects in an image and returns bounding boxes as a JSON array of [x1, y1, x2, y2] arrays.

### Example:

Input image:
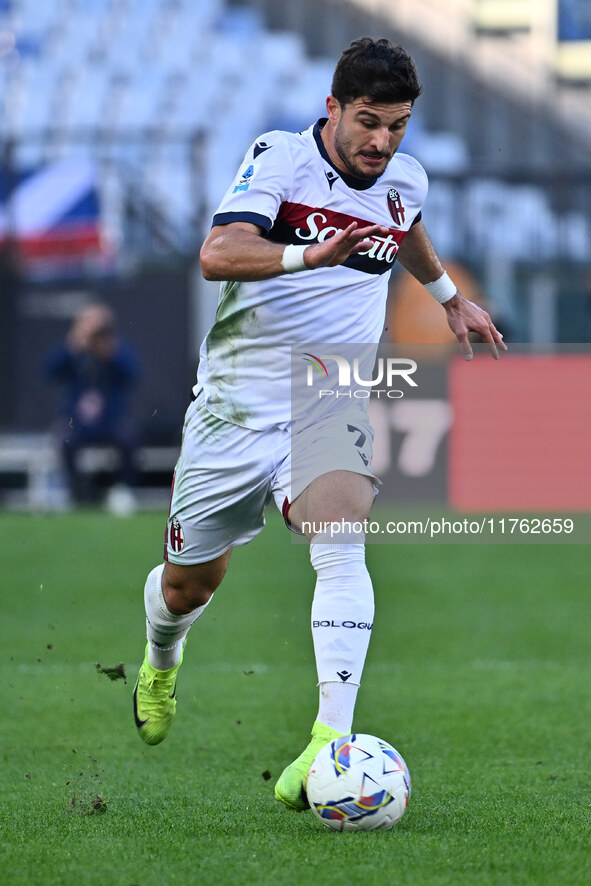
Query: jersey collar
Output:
[[313, 119, 379, 191]]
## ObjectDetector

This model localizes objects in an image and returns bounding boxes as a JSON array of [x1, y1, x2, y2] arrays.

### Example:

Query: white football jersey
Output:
[[197, 119, 428, 429]]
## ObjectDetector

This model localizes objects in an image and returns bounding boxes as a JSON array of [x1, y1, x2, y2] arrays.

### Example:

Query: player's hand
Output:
[[443, 291, 507, 360], [304, 222, 391, 269]]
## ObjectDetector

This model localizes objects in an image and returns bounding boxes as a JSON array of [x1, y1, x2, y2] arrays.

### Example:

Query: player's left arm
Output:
[[397, 220, 507, 360]]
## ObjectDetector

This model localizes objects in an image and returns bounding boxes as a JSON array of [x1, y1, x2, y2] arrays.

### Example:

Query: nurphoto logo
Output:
[[303, 353, 418, 400]]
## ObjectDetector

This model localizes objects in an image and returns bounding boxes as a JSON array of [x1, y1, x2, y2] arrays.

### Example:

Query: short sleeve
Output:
[[211, 132, 294, 232]]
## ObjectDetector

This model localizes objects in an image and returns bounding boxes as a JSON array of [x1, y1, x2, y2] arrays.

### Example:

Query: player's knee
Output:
[[162, 563, 221, 614], [163, 578, 215, 614]]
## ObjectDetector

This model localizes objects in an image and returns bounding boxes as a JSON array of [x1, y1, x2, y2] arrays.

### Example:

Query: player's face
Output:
[[327, 97, 412, 180]]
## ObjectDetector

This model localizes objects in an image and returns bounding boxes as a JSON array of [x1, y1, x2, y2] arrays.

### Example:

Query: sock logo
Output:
[[337, 670, 352, 682], [323, 638, 351, 653], [313, 620, 373, 630]]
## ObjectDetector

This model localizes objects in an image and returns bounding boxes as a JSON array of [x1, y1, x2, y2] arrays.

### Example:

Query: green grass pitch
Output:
[[1, 509, 589, 885]]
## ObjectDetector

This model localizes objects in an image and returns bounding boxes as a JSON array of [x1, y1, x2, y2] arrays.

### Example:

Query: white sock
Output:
[[310, 534, 374, 729], [317, 681, 359, 734], [144, 564, 211, 670]]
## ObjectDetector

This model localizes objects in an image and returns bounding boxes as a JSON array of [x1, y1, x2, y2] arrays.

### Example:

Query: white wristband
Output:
[[281, 244, 308, 274], [424, 271, 457, 304]]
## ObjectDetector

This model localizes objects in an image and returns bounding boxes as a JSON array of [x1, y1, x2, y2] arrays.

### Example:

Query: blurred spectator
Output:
[[43, 303, 141, 512]]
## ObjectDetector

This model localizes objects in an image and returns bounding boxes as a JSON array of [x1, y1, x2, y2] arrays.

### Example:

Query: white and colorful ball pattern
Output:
[[306, 734, 411, 832]]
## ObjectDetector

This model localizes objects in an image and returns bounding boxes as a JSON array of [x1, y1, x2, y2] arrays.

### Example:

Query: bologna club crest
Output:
[[169, 517, 185, 553], [387, 188, 405, 225]]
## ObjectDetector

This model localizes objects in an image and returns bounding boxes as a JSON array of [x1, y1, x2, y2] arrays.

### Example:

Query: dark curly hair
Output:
[[331, 37, 422, 106]]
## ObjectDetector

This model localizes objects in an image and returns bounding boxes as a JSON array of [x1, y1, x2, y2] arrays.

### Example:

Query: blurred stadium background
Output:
[[1, 0, 590, 513]]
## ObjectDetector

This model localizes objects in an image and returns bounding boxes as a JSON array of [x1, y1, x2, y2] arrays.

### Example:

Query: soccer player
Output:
[[133, 37, 505, 811]]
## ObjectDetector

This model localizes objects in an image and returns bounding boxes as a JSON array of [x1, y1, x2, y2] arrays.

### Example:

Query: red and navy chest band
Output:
[[268, 201, 407, 275]]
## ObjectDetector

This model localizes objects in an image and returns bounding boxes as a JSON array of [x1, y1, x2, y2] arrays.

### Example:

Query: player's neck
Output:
[[319, 120, 348, 177]]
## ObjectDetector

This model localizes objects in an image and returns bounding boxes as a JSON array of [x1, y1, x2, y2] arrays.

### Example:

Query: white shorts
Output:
[[164, 391, 376, 564]]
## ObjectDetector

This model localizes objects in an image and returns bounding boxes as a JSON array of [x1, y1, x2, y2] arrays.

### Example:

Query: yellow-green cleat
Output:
[[133, 643, 183, 745], [274, 720, 345, 811]]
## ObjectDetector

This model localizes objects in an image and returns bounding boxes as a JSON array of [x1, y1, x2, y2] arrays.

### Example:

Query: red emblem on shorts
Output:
[[169, 517, 185, 553]]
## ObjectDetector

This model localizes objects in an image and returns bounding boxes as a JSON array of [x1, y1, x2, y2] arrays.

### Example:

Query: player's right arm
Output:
[[200, 220, 391, 282], [200, 130, 389, 282]]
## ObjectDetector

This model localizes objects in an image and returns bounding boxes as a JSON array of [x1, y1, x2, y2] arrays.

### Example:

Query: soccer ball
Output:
[[306, 733, 411, 832]]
